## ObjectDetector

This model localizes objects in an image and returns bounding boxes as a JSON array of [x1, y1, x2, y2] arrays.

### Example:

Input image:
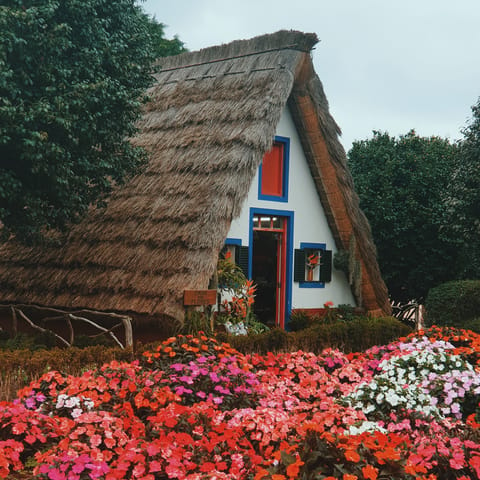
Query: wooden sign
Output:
[[184, 289, 217, 306]]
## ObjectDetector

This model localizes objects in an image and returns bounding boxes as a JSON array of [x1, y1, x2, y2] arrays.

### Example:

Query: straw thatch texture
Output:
[[0, 30, 390, 320]]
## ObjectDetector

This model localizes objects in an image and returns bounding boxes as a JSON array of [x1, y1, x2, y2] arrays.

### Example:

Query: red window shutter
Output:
[[261, 142, 284, 197]]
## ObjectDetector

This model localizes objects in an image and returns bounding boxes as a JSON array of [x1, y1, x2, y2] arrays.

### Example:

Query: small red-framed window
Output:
[[258, 136, 289, 202]]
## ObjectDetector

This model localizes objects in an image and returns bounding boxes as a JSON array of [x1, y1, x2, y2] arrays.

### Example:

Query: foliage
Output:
[[216, 252, 265, 334], [333, 249, 350, 275], [348, 130, 458, 303], [182, 310, 213, 336], [460, 318, 480, 335], [0, 0, 183, 240], [220, 316, 411, 355], [218, 279, 257, 324], [288, 302, 356, 332], [143, 14, 186, 59], [217, 252, 247, 291], [288, 310, 313, 332], [0, 331, 57, 350], [425, 280, 480, 327], [4, 328, 480, 478], [444, 98, 480, 279]]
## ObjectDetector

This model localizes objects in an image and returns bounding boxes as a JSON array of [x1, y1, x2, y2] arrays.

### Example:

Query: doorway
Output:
[[251, 214, 287, 328]]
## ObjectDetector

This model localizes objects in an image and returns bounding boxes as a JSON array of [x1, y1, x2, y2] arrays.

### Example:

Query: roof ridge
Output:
[[155, 30, 318, 71], [157, 44, 300, 73]]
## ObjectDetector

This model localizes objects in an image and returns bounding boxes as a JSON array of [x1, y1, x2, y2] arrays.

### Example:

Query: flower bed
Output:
[[2, 328, 480, 479]]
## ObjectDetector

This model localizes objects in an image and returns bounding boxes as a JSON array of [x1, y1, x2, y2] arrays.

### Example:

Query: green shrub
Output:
[[218, 316, 411, 355], [289, 305, 363, 332], [0, 332, 58, 350], [182, 310, 213, 336], [457, 317, 480, 334], [289, 310, 312, 332], [425, 280, 480, 327]]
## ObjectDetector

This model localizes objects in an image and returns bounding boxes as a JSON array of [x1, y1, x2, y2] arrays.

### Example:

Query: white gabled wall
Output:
[[226, 106, 356, 309]]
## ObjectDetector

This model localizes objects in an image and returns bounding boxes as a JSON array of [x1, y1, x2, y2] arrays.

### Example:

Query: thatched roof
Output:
[[0, 30, 391, 319]]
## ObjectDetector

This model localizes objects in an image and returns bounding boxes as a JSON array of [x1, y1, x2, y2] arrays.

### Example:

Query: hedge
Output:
[[217, 316, 412, 355], [425, 280, 480, 327]]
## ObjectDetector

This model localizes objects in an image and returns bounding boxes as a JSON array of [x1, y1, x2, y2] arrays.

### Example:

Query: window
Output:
[[294, 242, 332, 287], [258, 136, 289, 202]]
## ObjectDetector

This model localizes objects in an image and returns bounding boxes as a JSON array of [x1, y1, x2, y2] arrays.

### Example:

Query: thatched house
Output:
[[0, 30, 390, 338]]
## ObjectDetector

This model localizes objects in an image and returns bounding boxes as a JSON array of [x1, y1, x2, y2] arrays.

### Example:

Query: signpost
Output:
[[183, 290, 217, 306]]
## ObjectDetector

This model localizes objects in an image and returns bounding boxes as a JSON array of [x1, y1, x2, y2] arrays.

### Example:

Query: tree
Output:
[[144, 15, 186, 59], [348, 130, 458, 303], [0, 0, 184, 241], [444, 99, 480, 279]]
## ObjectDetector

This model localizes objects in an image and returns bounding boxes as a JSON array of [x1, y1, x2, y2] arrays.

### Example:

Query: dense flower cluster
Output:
[[2, 328, 480, 478]]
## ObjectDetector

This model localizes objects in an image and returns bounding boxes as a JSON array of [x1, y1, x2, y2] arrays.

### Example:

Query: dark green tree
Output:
[[348, 130, 458, 303], [0, 0, 184, 241], [444, 99, 480, 279], [144, 15, 186, 59]]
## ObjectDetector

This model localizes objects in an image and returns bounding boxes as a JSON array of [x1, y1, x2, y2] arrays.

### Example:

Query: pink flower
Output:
[[47, 468, 66, 480], [170, 364, 185, 371]]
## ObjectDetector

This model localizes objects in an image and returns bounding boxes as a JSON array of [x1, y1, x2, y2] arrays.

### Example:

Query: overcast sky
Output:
[[143, 0, 480, 153]]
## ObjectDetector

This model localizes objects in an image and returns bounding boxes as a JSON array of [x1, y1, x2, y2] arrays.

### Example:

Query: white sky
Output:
[[143, 0, 480, 153]]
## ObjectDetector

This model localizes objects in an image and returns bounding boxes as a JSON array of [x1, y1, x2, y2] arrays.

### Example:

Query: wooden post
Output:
[[122, 317, 133, 348], [10, 306, 17, 335]]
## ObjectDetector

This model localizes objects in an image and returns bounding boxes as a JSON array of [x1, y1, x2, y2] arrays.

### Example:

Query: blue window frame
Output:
[[258, 136, 290, 202], [297, 242, 327, 288]]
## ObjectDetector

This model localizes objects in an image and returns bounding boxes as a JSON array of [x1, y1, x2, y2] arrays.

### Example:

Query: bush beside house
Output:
[[425, 280, 480, 328]]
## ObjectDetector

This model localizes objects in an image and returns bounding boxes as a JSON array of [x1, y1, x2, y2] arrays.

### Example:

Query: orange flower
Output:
[[254, 469, 269, 480], [286, 459, 304, 478], [362, 465, 378, 480], [343, 475, 358, 480], [345, 449, 360, 462]]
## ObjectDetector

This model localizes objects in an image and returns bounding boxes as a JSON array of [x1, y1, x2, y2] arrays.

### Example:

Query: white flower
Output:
[[65, 396, 80, 409], [55, 394, 68, 409], [346, 421, 387, 435], [71, 408, 83, 418], [386, 392, 400, 407]]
